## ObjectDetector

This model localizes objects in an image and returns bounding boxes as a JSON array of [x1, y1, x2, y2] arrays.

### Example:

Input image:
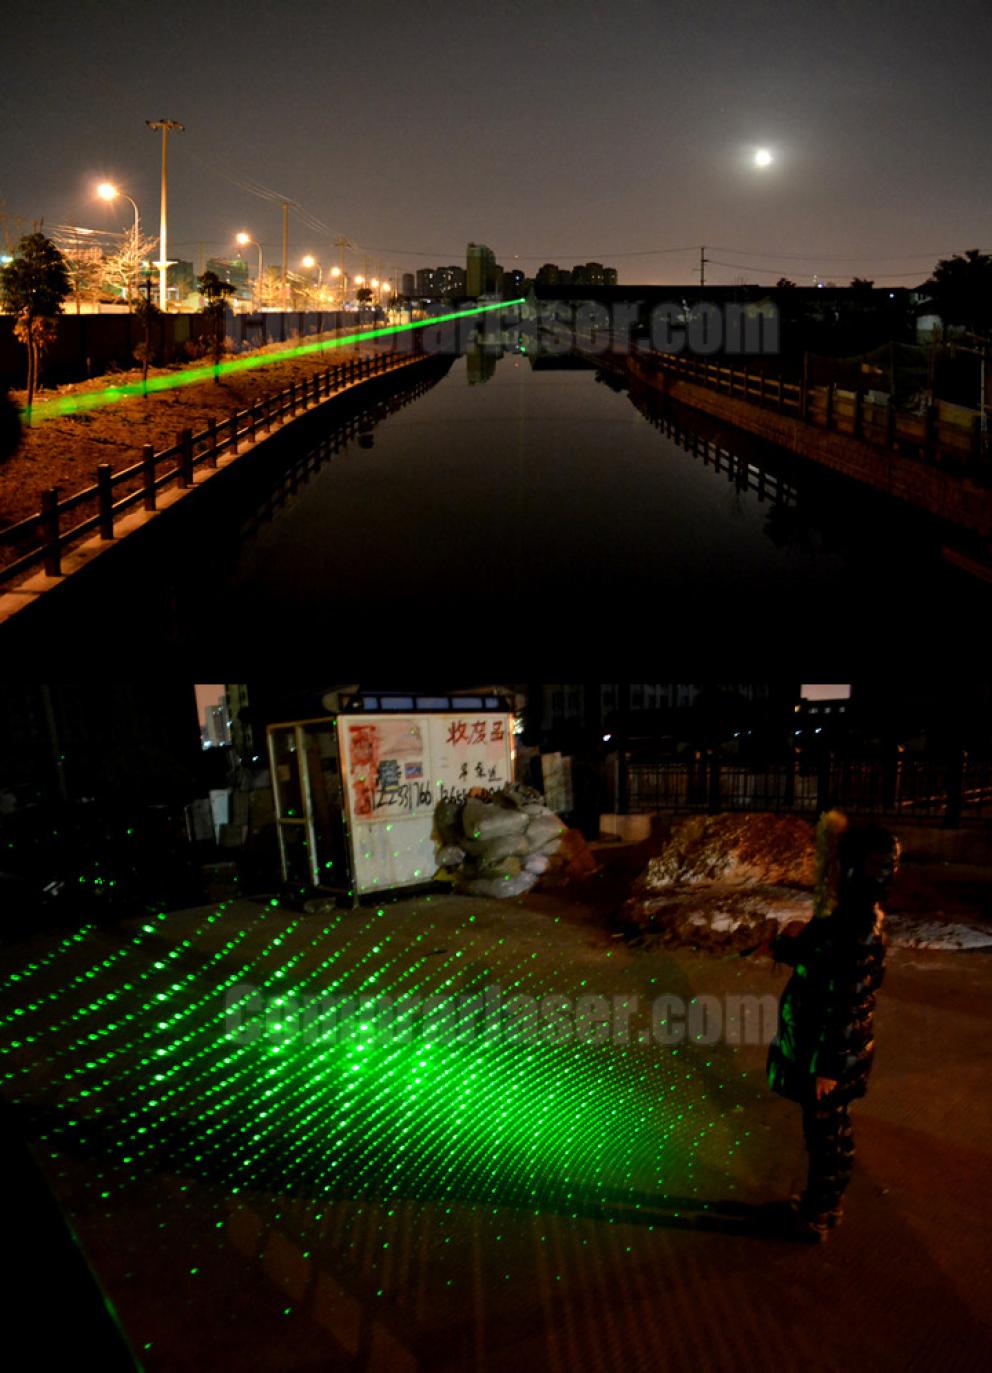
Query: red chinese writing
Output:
[[445, 719, 507, 746]]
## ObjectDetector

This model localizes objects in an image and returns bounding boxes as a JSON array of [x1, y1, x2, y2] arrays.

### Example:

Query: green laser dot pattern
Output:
[[23, 299, 526, 424], [1, 903, 746, 1201], [0, 899, 753, 1333]]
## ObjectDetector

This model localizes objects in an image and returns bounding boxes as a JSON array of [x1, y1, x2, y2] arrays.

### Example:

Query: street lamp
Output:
[[237, 232, 263, 308], [96, 181, 140, 239], [328, 264, 344, 308], [301, 254, 323, 287], [145, 117, 184, 310]]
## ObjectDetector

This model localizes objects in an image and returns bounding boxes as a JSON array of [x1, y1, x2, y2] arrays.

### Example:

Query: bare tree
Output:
[[102, 225, 157, 308]]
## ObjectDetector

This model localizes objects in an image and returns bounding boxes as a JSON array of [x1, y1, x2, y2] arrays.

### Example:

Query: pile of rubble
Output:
[[434, 784, 595, 897], [622, 813, 817, 951]]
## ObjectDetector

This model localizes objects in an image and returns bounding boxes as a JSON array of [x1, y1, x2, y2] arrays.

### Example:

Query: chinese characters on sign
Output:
[[345, 716, 511, 819], [434, 717, 509, 805], [339, 713, 514, 894]]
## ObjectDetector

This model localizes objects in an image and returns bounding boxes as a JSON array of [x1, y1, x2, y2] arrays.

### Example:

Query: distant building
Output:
[[435, 265, 466, 296], [401, 272, 415, 297], [172, 259, 197, 298], [570, 262, 618, 287], [536, 262, 617, 288], [206, 256, 250, 294], [503, 268, 526, 296], [466, 242, 498, 296], [202, 702, 231, 750], [415, 267, 437, 297]]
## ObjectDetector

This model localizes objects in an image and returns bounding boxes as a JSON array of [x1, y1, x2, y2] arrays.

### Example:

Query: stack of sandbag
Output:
[[434, 784, 566, 898]]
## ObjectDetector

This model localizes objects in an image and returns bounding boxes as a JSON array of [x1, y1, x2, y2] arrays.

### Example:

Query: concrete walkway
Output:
[[1, 891, 989, 1371]]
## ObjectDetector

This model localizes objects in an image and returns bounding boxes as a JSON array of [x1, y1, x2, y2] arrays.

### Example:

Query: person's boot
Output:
[[786, 1193, 838, 1242], [790, 1193, 843, 1226]]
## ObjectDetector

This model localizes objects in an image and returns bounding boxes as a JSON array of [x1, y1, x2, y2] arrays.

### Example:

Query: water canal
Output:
[[7, 340, 989, 661]]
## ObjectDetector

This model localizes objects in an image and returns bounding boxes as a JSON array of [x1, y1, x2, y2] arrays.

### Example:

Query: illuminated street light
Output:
[[237, 231, 263, 308], [96, 181, 140, 238], [754, 148, 773, 167], [301, 254, 322, 287]]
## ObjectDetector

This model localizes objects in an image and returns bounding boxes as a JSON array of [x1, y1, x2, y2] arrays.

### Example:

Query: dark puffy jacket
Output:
[[766, 908, 886, 1105]]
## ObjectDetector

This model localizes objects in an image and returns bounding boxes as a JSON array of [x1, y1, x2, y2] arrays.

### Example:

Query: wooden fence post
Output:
[[97, 464, 114, 539], [853, 388, 863, 438], [142, 445, 156, 510], [42, 487, 61, 576], [924, 404, 938, 462], [230, 411, 239, 454], [207, 417, 218, 468], [180, 429, 194, 487], [825, 382, 834, 429]]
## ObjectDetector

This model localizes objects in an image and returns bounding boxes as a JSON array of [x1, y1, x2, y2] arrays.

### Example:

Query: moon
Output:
[[754, 148, 773, 167]]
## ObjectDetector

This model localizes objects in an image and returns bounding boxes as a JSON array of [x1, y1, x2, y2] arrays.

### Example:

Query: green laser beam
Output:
[[24, 299, 526, 425]]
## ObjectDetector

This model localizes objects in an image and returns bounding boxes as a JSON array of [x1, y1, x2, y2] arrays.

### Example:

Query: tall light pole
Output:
[[281, 200, 289, 308], [146, 118, 184, 310], [237, 233, 263, 309], [329, 264, 343, 308]]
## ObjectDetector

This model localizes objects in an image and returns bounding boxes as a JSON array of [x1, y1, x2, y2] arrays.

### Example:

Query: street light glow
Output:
[[236, 232, 251, 246], [96, 181, 120, 202], [329, 266, 341, 278], [755, 148, 773, 167], [301, 254, 315, 269]]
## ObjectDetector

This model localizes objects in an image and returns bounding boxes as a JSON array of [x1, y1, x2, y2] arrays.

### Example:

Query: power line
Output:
[[707, 245, 965, 262], [704, 257, 936, 280]]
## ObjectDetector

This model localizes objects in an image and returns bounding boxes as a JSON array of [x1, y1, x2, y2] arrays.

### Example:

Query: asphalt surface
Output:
[[1, 891, 989, 1372]]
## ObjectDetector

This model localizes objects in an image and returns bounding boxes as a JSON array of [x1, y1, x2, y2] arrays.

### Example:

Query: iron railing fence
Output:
[[622, 756, 992, 825]]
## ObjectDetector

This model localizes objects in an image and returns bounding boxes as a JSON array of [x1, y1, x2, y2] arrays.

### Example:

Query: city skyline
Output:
[[4, 0, 991, 289]]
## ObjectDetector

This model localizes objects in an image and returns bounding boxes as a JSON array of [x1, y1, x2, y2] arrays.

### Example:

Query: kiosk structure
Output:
[[267, 704, 515, 898]]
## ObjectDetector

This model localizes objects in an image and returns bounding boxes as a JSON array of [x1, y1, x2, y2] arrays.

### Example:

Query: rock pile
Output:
[[434, 784, 569, 898], [623, 813, 817, 951]]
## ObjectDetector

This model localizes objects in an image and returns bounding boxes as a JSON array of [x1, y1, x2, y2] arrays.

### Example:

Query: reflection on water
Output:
[[172, 346, 985, 653]]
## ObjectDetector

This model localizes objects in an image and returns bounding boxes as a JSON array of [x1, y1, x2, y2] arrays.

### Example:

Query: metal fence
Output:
[[624, 756, 992, 825], [634, 349, 990, 475]]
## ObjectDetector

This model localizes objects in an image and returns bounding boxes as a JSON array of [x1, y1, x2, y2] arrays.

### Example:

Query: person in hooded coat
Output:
[[767, 817, 900, 1240]]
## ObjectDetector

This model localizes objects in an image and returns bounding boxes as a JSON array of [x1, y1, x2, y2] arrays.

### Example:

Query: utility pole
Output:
[[146, 118, 184, 311], [281, 201, 289, 308], [699, 245, 708, 287]]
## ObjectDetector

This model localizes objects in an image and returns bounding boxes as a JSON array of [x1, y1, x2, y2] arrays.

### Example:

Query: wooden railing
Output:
[[633, 349, 990, 474], [0, 347, 417, 587]]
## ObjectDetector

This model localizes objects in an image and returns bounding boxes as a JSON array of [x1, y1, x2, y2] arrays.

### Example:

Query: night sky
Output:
[[3, 0, 990, 286]]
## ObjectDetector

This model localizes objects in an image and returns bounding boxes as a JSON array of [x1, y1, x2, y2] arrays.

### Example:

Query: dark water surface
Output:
[[189, 351, 986, 656], [7, 347, 988, 663]]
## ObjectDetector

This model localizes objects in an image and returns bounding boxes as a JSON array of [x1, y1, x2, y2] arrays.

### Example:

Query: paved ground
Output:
[[1, 890, 990, 1372]]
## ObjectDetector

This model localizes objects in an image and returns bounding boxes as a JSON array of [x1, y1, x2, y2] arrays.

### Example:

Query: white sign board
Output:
[[338, 713, 514, 894]]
